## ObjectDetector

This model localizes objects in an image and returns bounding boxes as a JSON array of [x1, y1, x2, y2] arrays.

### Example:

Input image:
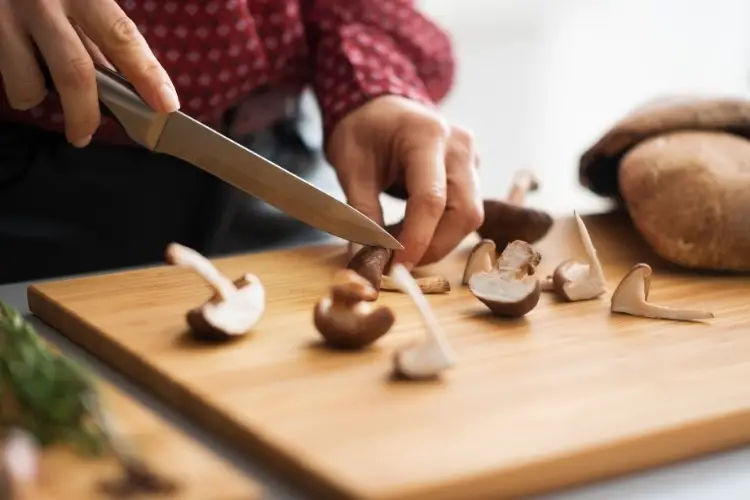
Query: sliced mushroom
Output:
[[468, 240, 542, 317], [313, 269, 395, 349], [165, 243, 266, 341], [610, 263, 715, 321], [389, 264, 456, 380], [462, 239, 497, 285], [1, 429, 40, 500], [346, 245, 393, 299], [551, 212, 608, 301], [477, 169, 554, 248], [380, 275, 450, 294]]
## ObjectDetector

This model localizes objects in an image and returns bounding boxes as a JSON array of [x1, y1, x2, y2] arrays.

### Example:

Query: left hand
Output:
[[327, 95, 483, 270]]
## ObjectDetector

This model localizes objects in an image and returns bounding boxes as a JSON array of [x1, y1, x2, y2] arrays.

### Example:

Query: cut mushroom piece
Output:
[[346, 245, 394, 300], [462, 239, 497, 285], [380, 275, 450, 294], [610, 263, 715, 321], [477, 169, 554, 248], [551, 212, 608, 301], [313, 269, 395, 349], [165, 243, 266, 341], [389, 264, 456, 380], [468, 240, 542, 317], [1, 429, 40, 500]]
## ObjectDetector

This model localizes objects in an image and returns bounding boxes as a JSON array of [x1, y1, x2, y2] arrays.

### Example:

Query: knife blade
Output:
[[39, 62, 402, 250]]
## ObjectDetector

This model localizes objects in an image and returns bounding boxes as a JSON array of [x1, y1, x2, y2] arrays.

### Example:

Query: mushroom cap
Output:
[[462, 239, 497, 285], [331, 269, 379, 304], [313, 298, 395, 350], [619, 130, 750, 271], [187, 274, 265, 341], [468, 271, 541, 318], [579, 96, 750, 198], [477, 200, 553, 248]]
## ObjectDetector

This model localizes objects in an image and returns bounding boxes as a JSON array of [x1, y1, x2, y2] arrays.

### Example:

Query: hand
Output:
[[327, 95, 483, 269], [0, 0, 179, 147]]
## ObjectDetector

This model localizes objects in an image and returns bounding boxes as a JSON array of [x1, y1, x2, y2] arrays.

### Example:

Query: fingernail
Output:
[[71, 135, 92, 148], [158, 82, 180, 112]]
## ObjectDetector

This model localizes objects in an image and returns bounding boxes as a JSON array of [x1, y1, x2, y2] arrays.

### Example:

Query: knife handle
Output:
[[35, 55, 167, 149]]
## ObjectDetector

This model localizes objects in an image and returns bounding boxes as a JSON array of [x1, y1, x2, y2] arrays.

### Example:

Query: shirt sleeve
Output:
[[301, 0, 456, 140]]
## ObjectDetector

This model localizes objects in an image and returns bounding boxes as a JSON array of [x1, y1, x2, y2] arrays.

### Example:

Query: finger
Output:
[[22, 2, 99, 146], [75, 25, 116, 70], [71, 0, 179, 112], [342, 165, 386, 260], [419, 135, 483, 265], [392, 125, 449, 269], [0, 2, 47, 110]]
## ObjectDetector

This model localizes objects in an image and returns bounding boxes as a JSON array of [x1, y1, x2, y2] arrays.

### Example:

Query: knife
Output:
[[39, 62, 402, 251]]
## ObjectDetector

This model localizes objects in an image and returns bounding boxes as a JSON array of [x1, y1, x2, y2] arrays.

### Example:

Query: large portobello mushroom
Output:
[[578, 96, 750, 272]]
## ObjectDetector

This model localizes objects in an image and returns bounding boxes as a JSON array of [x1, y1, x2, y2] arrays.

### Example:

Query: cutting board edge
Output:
[[26, 284, 361, 500], [27, 284, 750, 500]]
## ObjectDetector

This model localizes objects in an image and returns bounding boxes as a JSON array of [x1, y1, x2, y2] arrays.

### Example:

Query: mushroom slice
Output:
[[462, 239, 497, 285], [165, 243, 266, 340], [389, 264, 456, 380], [1, 429, 40, 500], [346, 245, 394, 299], [477, 169, 554, 248], [380, 275, 450, 294], [551, 212, 608, 301], [313, 270, 395, 349], [468, 240, 542, 317], [610, 263, 714, 321]]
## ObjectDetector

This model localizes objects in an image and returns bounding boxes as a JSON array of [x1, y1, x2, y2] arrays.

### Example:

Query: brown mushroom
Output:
[[468, 240, 542, 317], [462, 239, 497, 285], [610, 263, 714, 321], [477, 169, 554, 248], [1, 429, 40, 500], [313, 269, 395, 349], [165, 243, 265, 341], [346, 245, 393, 299], [579, 97, 750, 271], [551, 211, 608, 301], [389, 264, 456, 380]]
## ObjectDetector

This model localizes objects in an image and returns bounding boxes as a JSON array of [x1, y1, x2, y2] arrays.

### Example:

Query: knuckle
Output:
[[108, 15, 141, 48], [8, 86, 46, 110], [451, 125, 475, 147], [413, 115, 450, 139], [463, 200, 485, 232], [57, 56, 95, 88], [415, 187, 447, 217]]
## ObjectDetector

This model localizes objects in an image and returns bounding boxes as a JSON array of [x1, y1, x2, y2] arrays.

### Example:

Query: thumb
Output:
[[342, 174, 386, 259]]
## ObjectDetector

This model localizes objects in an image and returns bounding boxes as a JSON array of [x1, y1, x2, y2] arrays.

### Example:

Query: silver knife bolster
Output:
[[94, 68, 169, 149]]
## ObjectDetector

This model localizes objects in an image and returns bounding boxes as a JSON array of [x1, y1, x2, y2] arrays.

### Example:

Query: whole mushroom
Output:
[[313, 270, 395, 349], [468, 240, 542, 318], [165, 243, 266, 341], [579, 96, 750, 271]]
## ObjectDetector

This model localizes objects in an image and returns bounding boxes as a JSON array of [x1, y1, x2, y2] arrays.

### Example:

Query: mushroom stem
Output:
[[389, 264, 455, 380], [165, 243, 236, 301], [1, 429, 40, 500], [540, 276, 554, 291], [507, 169, 539, 205], [380, 275, 450, 294], [574, 211, 607, 285]]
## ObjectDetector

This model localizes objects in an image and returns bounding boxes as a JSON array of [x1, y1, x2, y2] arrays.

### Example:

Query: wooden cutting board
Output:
[[26, 211, 750, 500], [8, 378, 261, 499]]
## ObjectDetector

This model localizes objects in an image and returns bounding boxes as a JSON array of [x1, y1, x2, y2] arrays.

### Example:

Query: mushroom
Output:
[[579, 96, 750, 272], [468, 240, 542, 317], [462, 239, 497, 285], [551, 211, 608, 301], [165, 242, 265, 341], [313, 269, 395, 349], [380, 275, 450, 294], [610, 263, 715, 321], [540, 275, 554, 292], [1, 429, 40, 500], [477, 169, 554, 248], [346, 245, 393, 300], [389, 264, 456, 380]]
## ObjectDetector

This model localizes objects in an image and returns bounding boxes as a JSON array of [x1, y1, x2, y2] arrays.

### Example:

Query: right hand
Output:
[[0, 0, 180, 147]]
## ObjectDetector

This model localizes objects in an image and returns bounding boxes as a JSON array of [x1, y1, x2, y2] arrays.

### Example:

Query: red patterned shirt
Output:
[[0, 0, 455, 146]]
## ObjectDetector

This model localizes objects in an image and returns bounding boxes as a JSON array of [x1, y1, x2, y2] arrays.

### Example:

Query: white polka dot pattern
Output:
[[0, 0, 454, 147]]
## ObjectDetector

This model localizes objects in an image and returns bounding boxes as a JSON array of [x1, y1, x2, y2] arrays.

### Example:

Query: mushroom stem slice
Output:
[[462, 239, 497, 285], [380, 275, 450, 294], [165, 243, 237, 301], [610, 263, 715, 321], [388, 264, 455, 380], [574, 211, 607, 285], [507, 169, 540, 205], [313, 270, 395, 349]]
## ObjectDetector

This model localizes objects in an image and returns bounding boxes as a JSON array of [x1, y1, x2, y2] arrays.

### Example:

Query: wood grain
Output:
[[26, 212, 750, 499], [13, 381, 261, 499]]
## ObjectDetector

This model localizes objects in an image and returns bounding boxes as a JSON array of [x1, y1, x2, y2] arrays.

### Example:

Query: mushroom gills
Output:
[[198, 275, 266, 335], [470, 273, 538, 302]]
